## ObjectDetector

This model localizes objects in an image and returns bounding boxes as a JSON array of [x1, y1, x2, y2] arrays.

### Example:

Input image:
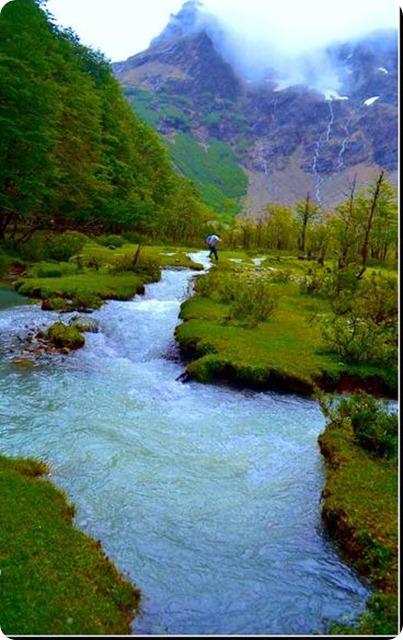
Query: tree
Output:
[[294, 193, 320, 254], [0, 0, 60, 238], [356, 171, 385, 279], [263, 203, 297, 250], [0, 0, 210, 242]]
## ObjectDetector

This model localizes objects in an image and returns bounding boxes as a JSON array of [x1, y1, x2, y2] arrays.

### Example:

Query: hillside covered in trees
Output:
[[0, 0, 211, 245]]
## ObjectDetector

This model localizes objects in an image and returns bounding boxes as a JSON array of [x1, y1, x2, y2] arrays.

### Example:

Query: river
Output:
[[0, 254, 369, 635]]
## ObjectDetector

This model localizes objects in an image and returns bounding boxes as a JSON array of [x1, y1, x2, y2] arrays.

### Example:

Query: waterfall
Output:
[[312, 100, 335, 204]]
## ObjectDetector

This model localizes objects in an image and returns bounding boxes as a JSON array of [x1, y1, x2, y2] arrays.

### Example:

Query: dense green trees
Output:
[[0, 0, 209, 243]]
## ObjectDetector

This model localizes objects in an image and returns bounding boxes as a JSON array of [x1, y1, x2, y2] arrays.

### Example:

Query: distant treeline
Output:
[[217, 175, 397, 271], [0, 0, 211, 244]]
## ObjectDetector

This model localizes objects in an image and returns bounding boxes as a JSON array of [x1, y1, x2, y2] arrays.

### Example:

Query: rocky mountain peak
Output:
[[150, 1, 205, 49], [114, 11, 397, 213]]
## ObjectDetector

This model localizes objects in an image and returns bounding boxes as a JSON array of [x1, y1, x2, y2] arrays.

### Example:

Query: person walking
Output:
[[206, 234, 221, 261]]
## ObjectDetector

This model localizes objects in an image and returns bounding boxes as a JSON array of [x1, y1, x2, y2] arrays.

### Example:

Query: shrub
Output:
[[229, 280, 278, 325], [48, 232, 89, 261], [96, 235, 125, 248], [195, 269, 237, 302], [133, 255, 160, 281], [82, 256, 102, 271], [300, 267, 359, 299], [322, 315, 396, 368], [267, 268, 292, 284], [320, 393, 397, 459], [71, 292, 103, 311], [196, 270, 278, 325], [349, 396, 397, 459], [300, 270, 327, 296], [16, 232, 52, 262], [110, 254, 135, 273]]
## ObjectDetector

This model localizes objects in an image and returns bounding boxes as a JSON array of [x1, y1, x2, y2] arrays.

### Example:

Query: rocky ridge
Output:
[[114, 1, 397, 214]]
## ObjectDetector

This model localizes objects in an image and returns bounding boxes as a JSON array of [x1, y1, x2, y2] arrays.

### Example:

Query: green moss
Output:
[[331, 593, 398, 635], [15, 243, 203, 310], [16, 273, 148, 305], [47, 322, 85, 350], [0, 455, 140, 635], [176, 253, 395, 396], [42, 297, 71, 312], [318, 422, 397, 635]]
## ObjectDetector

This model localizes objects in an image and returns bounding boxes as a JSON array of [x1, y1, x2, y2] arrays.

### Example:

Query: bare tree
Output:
[[356, 171, 384, 280]]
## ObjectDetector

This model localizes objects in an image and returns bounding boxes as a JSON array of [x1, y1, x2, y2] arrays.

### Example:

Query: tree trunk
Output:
[[299, 192, 311, 254], [357, 171, 384, 279]]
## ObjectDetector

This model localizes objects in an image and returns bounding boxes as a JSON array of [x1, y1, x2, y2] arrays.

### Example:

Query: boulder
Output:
[[69, 316, 99, 334], [46, 322, 85, 351]]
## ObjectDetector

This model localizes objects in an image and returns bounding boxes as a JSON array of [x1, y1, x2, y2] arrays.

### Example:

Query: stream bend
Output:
[[0, 254, 369, 635]]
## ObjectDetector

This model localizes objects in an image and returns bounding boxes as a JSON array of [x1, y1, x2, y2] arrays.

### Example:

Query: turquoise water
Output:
[[0, 284, 25, 311], [0, 261, 369, 635]]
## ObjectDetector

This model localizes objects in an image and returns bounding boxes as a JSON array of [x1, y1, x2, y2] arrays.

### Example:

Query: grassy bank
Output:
[[12, 242, 203, 311], [0, 455, 140, 635], [318, 396, 398, 635], [176, 252, 396, 397]]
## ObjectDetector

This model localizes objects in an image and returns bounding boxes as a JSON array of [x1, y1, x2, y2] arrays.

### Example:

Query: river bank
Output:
[[0, 454, 140, 635], [176, 253, 396, 399], [318, 399, 398, 635]]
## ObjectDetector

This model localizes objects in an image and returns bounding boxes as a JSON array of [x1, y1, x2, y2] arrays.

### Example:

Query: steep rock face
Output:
[[114, 3, 397, 214], [118, 31, 241, 100]]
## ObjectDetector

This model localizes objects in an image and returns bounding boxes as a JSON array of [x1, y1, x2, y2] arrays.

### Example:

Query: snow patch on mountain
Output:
[[364, 96, 380, 106], [324, 90, 349, 101]]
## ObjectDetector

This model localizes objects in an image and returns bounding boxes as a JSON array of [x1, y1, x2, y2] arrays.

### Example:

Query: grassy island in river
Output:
[[176, 251, 397, 398]]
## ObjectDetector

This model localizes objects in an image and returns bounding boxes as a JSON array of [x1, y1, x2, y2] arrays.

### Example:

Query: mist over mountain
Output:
[[114, 0, 397, 215]]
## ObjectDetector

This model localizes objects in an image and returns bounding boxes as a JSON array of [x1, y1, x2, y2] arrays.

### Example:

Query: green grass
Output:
[[14, 243, 203, 307], [16, 272, 149, 303], [126, 87, 190, 129], [318, 422, 397, 635], [169, 134, 248, 220], [0, 455, 140, 635], [79, 242, 203, 270], [176, 252, 395, 395]]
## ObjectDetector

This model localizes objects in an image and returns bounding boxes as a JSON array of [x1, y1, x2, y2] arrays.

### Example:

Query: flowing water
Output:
[[0, 257, 369, 635]]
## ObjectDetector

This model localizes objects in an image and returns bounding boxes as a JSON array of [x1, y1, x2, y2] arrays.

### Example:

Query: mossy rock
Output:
[[47, 322, 85, 350], [69, 316, 99, 334], [42, 297, 71, 312]]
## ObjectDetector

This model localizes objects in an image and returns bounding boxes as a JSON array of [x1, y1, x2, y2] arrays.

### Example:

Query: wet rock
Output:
[[12, 358, 35, 369], [47, 322, 85, 350], [69, 316, 99, 334]]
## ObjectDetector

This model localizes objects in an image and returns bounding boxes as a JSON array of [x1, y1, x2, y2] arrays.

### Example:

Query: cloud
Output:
[[203, 0, 397, 54], [198, 0, 398, 94]]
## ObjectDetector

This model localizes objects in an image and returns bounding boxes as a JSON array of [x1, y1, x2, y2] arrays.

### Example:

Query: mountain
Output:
[[114, 1, 398, 217]]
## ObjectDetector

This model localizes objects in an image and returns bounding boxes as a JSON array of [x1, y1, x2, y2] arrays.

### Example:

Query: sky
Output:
[[0, 0, 398, 62]]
